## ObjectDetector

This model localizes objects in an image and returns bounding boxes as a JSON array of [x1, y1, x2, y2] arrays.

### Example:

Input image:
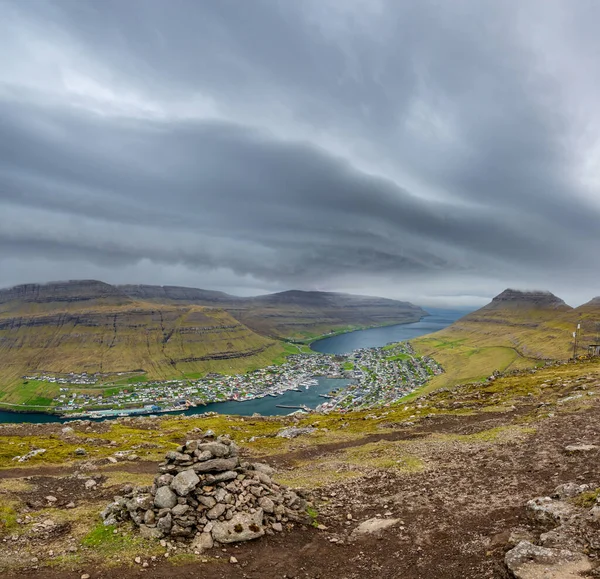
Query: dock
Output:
[[275, 404, 310, 411]]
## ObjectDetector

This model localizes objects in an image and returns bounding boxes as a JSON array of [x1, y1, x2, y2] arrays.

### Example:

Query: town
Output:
[[24, 343, 443, 417]]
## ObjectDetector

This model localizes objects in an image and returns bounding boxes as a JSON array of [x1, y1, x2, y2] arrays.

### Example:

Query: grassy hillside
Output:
[[412, 289, 579, 390], [0, 300, 286, 406], [118, 286, 427, 339]]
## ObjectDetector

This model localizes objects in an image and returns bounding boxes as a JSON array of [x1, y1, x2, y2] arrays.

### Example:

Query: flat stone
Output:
[[171, 470, 200, 496], [505, 540, 592, 579], [154, 486, 177, 509], [351, 517, 401, 537], [193, 457, 239, 473], [276, 427, 315, 439], [564, 443, 598, 452], [211, 509, 265, 543]]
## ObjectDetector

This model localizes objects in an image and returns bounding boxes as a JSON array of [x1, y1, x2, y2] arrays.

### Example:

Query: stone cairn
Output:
[[101, 431, 308, 551]]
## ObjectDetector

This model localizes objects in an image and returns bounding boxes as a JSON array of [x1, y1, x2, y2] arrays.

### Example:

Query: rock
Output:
[[211, 509, 265, 543], [253, 462, 275, 476], [351, 517, 401, 537], [84, 479, 97, 490], [81, 574, 90, 579], [170, 470, 200, 496], [258, 496, 275, 513], [272, 522, 283, 532], [171, 504, 189, 516], [139, 524, 163, 539], [196, 442, 230, 457], [564, 443, 598, 452], [526, 497, 577, 524], [552, 482, 592, 499], [154, 486, 177, 509], [276, 427, 316, 439], [157, 513, 172, 534], [198, 495, 217, 509], [193, 457, 239, 473], [230, 556, 238, 564], [75, 448, 87, 456], [207, 503, 227, 520], [62, 427, 74, 435], [505, 540, 592, 579], [45, 496, 57, 503], [191, 531, 213, 552], [66, 502, 76, 509]]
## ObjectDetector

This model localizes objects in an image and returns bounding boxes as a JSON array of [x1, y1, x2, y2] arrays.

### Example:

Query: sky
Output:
[[1, 0, 600, 308]]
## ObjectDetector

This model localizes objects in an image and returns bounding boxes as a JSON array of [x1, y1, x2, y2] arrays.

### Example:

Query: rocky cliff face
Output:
[[118, 285, 235, 304], [0, 280, 132, 314]]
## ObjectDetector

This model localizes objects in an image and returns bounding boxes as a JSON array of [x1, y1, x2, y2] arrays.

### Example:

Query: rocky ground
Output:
[[1, 360, 600, 578]]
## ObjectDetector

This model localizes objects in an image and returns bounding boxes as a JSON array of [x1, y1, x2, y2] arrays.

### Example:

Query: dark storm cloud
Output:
[[1, 0, 599, 305]]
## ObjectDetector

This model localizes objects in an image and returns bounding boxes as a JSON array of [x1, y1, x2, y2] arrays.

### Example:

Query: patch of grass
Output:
[[572, 488, 600, 508], [169, 553, 199, 565], [0, 478, 34, 493], [0, 504, 18, 534], [344, 440, 424, 471]]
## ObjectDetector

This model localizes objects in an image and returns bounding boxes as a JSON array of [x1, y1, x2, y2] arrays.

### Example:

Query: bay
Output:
[[309, 308, 469, 355], [0, 307, 466, 423]]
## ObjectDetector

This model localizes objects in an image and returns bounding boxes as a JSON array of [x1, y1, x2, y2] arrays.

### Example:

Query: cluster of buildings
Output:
[[316, 343, 443, 411], [33, 344, 442, 417]]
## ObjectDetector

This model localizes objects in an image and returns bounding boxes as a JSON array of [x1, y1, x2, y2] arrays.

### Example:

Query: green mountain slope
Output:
[[0, 282, 286, 406], [117, 285, 427, 339], [412, 289, 578, 389]]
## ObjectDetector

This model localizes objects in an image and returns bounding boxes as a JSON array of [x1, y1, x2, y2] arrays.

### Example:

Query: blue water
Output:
[[0, 308, 465, 423], [310, 308, 469, 354], [0, 377, 349, 423]]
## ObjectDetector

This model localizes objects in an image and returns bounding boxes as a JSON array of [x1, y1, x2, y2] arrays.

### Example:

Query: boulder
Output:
[[211, 509, 265, 544], [505, 540, 592, 579], [276, 427, 315, 439], [351, 517, 401, 537]]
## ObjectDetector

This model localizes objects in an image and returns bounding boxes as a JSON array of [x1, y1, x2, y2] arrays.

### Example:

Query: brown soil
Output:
[[3, 400, 600, 579]]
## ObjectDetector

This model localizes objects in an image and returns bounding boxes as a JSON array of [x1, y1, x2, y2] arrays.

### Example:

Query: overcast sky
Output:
[[1, 0, 599, 307]]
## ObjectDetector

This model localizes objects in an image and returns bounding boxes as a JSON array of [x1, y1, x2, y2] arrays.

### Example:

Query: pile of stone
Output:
[[101, 431, 308, 551]]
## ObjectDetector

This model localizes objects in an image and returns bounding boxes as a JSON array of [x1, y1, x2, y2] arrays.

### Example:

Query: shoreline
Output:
[[307, 314, 430, 349]]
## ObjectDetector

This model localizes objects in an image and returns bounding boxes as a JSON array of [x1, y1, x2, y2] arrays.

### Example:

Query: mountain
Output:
[[0, 280, 425, 406], [117, 284, 235, 304], [412, 288, 578, 389], [0, 280, 132, 315], [118, 285, 427, 339], [575, 297, 600, 350]]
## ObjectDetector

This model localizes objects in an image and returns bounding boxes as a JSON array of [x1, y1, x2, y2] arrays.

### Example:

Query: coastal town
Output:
[[22, 342, 443, 418]]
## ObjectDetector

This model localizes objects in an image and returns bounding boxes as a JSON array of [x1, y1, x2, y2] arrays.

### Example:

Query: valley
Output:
[[0, 280, 426, 412]]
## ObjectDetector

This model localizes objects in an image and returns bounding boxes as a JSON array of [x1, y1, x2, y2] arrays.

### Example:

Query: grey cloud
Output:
[[1, 0, 599, 306]]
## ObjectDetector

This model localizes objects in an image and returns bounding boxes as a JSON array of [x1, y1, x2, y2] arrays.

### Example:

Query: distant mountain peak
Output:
[[486, 288, 571, 310]]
